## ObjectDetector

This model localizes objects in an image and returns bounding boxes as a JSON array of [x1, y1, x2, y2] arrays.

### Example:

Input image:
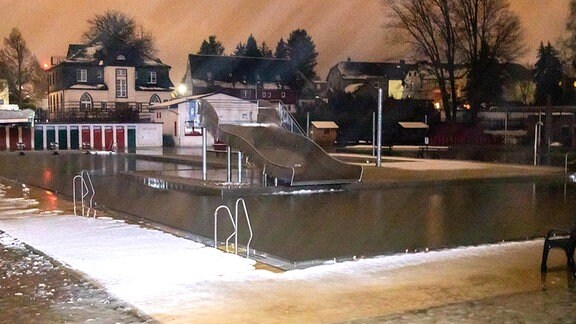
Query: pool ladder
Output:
[[214, 198, 253, 258], [73, 170, 96, 218]]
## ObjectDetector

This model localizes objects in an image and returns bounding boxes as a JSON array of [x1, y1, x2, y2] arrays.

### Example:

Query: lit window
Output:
[[116, 69, 127, 98], [148, 71, 157, 84], [149, 94, 161, 104], [77, 69, 87, 82], [80, 92, 92, 111]]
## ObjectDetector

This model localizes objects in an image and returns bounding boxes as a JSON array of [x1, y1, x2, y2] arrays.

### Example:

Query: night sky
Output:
[[0, 0, 568, 81]]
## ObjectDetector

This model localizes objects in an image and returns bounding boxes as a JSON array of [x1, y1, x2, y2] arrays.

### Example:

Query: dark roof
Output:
[[502, 63, 532, 81], [187, 54, 293, 83], [336, 61, 414, 81], [62, 44, 170, 68]]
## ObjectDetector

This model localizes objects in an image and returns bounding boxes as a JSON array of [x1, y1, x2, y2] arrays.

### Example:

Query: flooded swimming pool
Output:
[[1, 152, 574, 266]]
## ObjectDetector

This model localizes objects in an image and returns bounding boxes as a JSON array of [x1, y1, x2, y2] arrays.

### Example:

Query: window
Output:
[[96, 70, 102, 79], [156, 112, 162, 119], [101, 102, 107, 110], [281, 92, 286, 98], [149, 94, 161, 105], [80, 92, 93, 111], [76, 69, 87, 82], [147, 71, 157, 84], [116, 69, 127, 98]]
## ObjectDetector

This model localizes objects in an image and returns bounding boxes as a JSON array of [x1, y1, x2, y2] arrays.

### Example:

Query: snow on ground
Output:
[[0, 182, 554, 322], [0, 207, 545, 319]]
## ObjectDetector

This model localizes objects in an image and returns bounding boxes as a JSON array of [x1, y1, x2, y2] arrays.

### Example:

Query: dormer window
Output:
[[76, 69, 87, 82], [147, 71, 157, 84]]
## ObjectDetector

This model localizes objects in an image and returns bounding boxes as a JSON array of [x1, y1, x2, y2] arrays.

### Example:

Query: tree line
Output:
[[4, 3, 576, 114], [197, 31, 319, 92]]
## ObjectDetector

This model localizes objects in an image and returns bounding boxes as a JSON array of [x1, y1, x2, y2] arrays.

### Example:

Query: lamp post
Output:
[[376, 88, 383, 167]]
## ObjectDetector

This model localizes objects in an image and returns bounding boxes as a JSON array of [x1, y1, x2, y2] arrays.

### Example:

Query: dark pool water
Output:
[[1, 151, 574, 265]]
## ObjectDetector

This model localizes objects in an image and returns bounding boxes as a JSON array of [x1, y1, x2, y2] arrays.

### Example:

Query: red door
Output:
[[93, 126, 102, 150], [115, 126, 125, 150], [0, 127, 6, 150], [9, 127, 19, 151], [104, 126, 114, 150], [21, 126, 32, 150], [82, 126, 91, 149]]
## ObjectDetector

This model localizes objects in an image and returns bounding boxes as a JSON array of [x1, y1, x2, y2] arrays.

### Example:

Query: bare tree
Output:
[[82, 10, 156, 62], [0, 28, 43, 108], [385, 0, 459, 120], [455, 0, 524, 109]]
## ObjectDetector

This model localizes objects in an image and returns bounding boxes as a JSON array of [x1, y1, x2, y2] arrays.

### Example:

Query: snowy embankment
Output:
[[0, 182, 547, 322]]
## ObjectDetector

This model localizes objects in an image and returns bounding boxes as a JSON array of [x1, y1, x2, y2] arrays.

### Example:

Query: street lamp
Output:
[[177, 84, 188, 97]]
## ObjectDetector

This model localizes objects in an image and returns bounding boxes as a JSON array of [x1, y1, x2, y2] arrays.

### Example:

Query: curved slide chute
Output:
[[200, 99, 363, 186]]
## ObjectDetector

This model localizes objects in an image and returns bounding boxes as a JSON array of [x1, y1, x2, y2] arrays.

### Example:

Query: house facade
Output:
[[326, 60, 415, 100], [46, 44, 174, 122], [183, 54, 299, 112], [149, 93, 258, 147]]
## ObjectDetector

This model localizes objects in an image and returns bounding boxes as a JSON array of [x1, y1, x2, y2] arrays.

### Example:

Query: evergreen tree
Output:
[[286, 29, 318, 81], [233, 42, 246, 56], [244, 34, 262, 57], [533, 42, 564, 105], [198, 35, 225, 55], [274, 38, 289, 59], [259, 41, 273, 58]]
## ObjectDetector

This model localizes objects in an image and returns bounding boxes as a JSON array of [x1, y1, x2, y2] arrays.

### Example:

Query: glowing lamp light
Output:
[[434, 102, 441, 110], [177, 84, 187, 96], [42, 63, 49, 70]]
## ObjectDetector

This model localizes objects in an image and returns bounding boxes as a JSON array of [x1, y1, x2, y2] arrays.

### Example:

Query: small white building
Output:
[[149, 93, 258, 147]]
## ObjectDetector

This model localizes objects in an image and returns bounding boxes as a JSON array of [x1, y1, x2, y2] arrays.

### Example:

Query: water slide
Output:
[[200, 99, 363, 186]]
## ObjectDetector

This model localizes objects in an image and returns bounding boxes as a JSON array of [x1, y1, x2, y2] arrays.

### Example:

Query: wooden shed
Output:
[[310, 121, 338, 146]]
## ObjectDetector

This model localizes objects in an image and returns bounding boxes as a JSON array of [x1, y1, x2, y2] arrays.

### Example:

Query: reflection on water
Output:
[[0, 152, 574, 264]]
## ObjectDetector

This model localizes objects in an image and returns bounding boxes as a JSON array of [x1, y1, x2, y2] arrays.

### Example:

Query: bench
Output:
[[417, 146, 440, 159], [541, 224, 576, 275]]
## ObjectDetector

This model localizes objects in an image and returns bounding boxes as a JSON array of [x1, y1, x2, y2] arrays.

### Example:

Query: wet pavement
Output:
[[0, 232, 155, 324], [346, 287, 576, 323]]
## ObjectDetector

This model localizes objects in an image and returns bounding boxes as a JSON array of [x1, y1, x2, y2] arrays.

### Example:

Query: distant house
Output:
[[149, 93, 258, 147], [183, 54, 299, 112], [326, 60, 415, 100], [46, 44, 174, 122]]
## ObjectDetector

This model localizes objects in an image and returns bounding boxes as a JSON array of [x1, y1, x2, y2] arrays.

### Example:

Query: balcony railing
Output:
[[47, 101, 147, 123]]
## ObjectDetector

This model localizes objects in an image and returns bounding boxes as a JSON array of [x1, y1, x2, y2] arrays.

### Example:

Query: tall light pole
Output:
[[376, 88, 383, 167]]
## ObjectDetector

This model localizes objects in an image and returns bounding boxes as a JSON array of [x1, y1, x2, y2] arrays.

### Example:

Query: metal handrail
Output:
[[72, 174, 88, 216], [234, 198, 253, 258], [82, 170, 96, 217], [72, 170, 96, 218], [214, 205, 237, 253], [534, 121, 543, 166], [276, 101, 306, 136], [214, 198, 254, 258]]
